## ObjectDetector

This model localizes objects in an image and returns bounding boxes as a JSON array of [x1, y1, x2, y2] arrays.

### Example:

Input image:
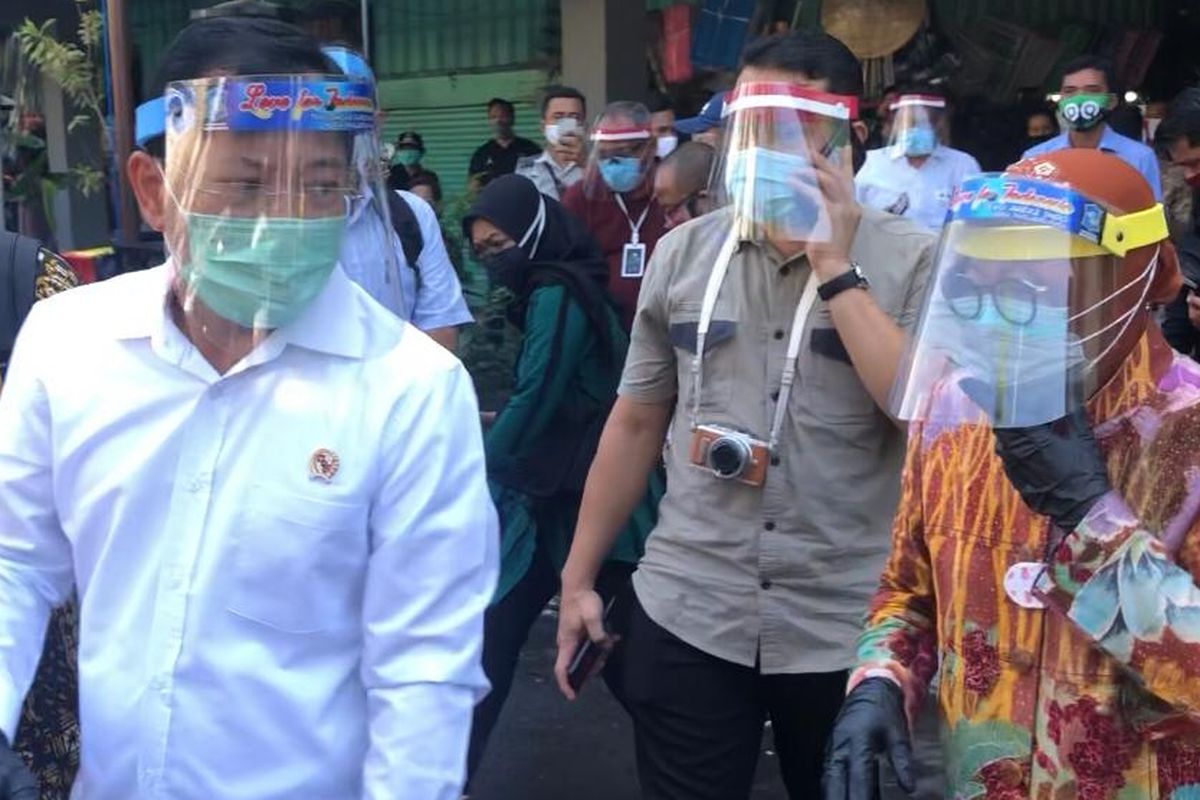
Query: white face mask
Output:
[[656, 134, 679, 159]]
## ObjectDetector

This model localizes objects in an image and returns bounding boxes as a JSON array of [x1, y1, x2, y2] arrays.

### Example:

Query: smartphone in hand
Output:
[[566, 595, 616, 693]]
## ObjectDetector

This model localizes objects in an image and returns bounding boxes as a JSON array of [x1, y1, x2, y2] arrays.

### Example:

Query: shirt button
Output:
[[770, 390, 779, 401], [780, 265, 791, 276], [764, 521, 776, 531], [773, 330, 785, 340], [760, 579, 773, 590], [770, 456, 781, 467]]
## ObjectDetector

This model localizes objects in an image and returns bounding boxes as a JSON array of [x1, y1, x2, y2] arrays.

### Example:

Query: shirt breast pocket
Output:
[[669, 301, 736, 411], [227, 486, 369, 634], [800, 322, 878, 421]]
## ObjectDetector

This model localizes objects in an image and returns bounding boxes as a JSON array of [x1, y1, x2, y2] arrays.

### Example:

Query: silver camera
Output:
[[688, 424, 768, 487]]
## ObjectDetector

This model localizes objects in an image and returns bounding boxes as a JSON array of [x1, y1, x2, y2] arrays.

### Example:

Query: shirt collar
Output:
[[1097, 123, 1128, 152], [1086, 324, 1175, 424], [115, 260, 373, 361]]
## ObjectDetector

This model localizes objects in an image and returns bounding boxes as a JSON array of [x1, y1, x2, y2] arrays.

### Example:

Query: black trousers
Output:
[[466, 542, 635, 783], [621, 592, 847, 800]]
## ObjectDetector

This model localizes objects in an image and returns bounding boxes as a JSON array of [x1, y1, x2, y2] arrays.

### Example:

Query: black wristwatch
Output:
[[817, 262, 870, 302]]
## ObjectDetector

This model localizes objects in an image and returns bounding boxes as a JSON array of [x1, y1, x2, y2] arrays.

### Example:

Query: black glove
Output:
[[992, 406, 1111, 533], [0, 732, 37, 800], [822, 677, 914, 800]]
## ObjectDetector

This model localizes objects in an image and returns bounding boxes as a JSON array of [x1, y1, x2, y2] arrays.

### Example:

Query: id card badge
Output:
[[621, 242, 647, 278]]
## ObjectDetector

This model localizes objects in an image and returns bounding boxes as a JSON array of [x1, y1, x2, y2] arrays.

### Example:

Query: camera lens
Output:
[[707, 435, 750, 479]]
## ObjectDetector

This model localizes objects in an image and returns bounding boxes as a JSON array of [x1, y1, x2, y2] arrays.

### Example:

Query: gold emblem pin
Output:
[[309, 448, 340, 482]]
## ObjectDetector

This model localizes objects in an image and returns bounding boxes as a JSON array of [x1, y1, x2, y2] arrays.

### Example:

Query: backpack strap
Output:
[[0, 232, 40, 369], [385, 190, 425, 290]]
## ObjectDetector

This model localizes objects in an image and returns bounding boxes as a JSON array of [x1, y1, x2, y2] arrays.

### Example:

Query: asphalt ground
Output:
[[468, 609, 790, 800]]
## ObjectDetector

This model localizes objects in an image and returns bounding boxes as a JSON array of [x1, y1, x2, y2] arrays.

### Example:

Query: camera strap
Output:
[[692, 229, 820, 451]]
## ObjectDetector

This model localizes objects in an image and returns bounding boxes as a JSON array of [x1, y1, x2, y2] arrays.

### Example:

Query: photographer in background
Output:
[[516, 85, 588, 200], [553, 31, 935, 800]]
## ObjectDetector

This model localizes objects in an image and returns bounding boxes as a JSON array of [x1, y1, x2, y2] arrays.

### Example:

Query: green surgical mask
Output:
[[393, 149, 421, 167], [1058, 93, 1110, 131], [179, 212, 344, 329]]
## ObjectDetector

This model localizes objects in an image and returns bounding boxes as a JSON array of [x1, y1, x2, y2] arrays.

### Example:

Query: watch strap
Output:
[[817, 263, 868, 302]]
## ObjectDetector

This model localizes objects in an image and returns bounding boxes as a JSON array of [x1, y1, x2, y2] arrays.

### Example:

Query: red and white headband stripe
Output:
[[724, 82, 858, 120], [590, 126, 652, 142], [890, 95, 946, 111]]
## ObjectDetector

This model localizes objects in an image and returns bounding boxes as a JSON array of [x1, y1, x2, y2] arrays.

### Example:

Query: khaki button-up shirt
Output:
[[620, 207, 935, 673]]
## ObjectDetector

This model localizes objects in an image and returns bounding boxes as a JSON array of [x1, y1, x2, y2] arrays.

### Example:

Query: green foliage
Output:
[[14, 0, 108, 197]]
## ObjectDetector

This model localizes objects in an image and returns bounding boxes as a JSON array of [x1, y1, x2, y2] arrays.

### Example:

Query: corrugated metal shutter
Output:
[[378, 67, 549, 201], [371, 0, 557, 78]]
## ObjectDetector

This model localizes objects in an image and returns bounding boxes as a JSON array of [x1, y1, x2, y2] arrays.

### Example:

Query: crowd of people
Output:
[[4, 8, 1200, 800]]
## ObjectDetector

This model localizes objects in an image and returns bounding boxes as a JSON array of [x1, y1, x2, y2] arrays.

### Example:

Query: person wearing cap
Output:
[[515, 85, 588, 201], [824, 149, 1199, 800], [1023, 55, 1161, 201], [674, 90, 727, 148], [0, 17, 497, 800], [855, 85, 982, 233], [561, 101, 668, 331], [389, 130, 439, 191], [554, 31, 935, 800]]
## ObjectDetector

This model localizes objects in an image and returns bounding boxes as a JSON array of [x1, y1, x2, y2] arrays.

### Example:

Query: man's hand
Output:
[[807, 147, 862, 282], [554, 132, 586, 168], [823, 678, 914, 800], [0, 732, 38, 800], [992, 406, 1111, 533], [1187, 292, 1200, 331], [553, 586, 612, 700]]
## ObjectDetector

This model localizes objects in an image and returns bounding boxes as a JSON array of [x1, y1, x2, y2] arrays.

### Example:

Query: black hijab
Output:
[[463, 175, 618, 366]]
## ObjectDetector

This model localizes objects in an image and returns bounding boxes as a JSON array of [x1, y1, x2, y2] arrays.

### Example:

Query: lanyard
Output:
[[613, 193, 651, 245], [691, 229, 820, 452]]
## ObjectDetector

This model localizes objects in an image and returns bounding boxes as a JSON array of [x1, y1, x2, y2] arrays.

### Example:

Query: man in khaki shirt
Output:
[[554, 31, 936, 800]]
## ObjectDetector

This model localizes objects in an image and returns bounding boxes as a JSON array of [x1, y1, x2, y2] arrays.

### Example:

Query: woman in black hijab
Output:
[[462, 175, 661, 781]]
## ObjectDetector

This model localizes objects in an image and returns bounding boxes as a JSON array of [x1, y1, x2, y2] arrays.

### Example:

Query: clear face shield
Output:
[[710, 82, 858, 243], [160, 75, 376, 349], [891, 173, 1170, 428], [886, 94, 946, 159], [587, 121, 655, 197]]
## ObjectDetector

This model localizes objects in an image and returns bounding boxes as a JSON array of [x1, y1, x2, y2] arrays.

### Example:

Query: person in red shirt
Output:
[[561, 102, 668, 330]]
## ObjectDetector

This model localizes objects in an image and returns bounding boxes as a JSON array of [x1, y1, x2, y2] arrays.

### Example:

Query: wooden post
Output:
[[104, 0, 138, 247]]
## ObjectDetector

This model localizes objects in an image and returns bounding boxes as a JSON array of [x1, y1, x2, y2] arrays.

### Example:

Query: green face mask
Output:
[[393, 148, 421, 167], [1058, 93, 1110, 132], [179, 212, 344, 329]]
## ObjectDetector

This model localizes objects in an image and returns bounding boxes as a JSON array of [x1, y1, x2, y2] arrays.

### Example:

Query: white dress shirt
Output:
[[0, 263, 498, 799], [340, 190, 474, 330], [855, 144, 982, 231]]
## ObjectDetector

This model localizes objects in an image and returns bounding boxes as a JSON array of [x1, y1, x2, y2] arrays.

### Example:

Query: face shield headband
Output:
[[948, 174, 1169, 259]]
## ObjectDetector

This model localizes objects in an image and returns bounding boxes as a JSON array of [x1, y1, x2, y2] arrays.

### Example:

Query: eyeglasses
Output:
[[942, 271, 1048, 327]]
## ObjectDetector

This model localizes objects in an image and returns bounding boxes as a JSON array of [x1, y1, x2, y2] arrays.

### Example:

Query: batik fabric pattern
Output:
[[853, 326, 1200, 800]]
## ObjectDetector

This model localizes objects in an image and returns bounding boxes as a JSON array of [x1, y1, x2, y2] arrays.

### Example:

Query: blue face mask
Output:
[[599, 156, 645, 193], [897, 126, 937, 157], [724, 146, 822, 237]]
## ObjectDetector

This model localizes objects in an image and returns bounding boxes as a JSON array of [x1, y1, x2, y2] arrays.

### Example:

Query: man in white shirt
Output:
[[325, 46, 473, 352], [855, 88, 981, 232], [0, 17, 497, 800], [515, 85, 587, 200], [340, 187, 473, 350]]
